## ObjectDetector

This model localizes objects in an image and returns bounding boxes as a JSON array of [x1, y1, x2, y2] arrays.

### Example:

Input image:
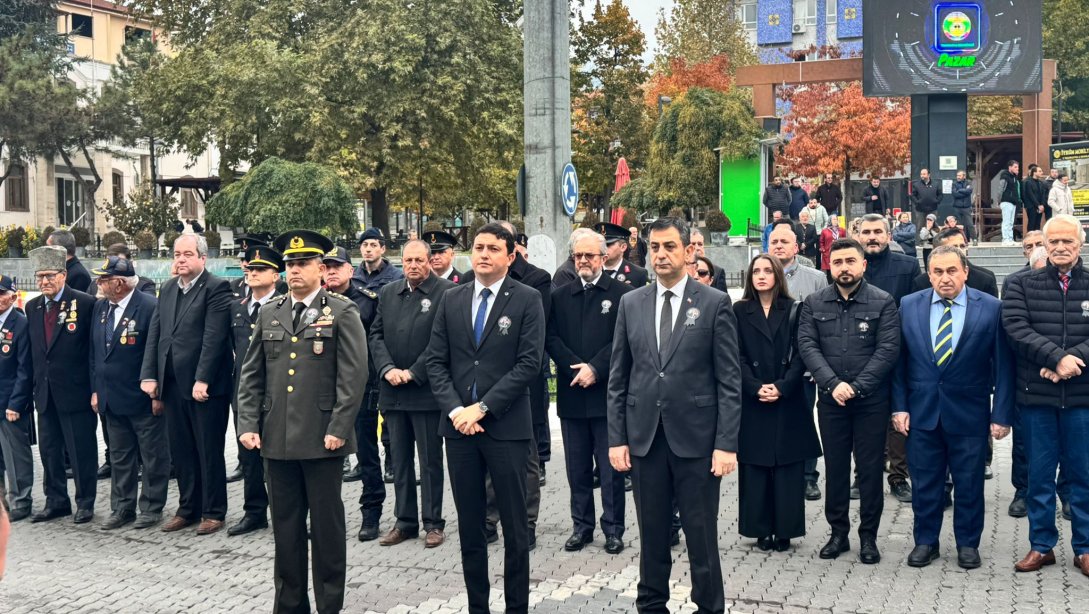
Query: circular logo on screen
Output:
[[942, 12, 972, 42]]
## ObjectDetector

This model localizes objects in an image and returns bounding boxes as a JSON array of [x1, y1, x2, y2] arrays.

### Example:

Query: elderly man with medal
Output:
[[236, 229, 368, 614]]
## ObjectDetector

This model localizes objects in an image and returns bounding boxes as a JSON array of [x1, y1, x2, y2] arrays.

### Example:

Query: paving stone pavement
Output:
[[1, 409, 1087, 613]]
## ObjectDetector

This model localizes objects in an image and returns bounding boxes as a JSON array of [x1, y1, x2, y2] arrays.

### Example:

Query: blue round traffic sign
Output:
[[561, 163, 579, 217]]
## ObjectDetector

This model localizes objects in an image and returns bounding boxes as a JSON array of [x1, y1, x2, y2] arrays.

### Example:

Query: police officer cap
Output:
[[91, 255, 137, 277], [244, 245, 285, 272], [322, 246, 354, 266], [0, 274, 16, 293], [515, 233, 529, 248], [358, 227, 386, 245], [273, 230, 336, 262], [594, 222, 629, 244], [422, 230, 457, 252], [236, 232, 275, 255]]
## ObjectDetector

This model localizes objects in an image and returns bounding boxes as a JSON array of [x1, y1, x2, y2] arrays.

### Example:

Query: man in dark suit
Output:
[[911, 228, 999, 298], [426, 222, 544, 614], [140, 233, 234, 535], [596, 222, 649, 287], [892, 245, 1014, 569], [47, 229, 91, 293], [0, 275, 34, 521], [608, 217, 741, 613], [548, 228, 632, 555], [424, 230, 463, 283], [237, 230, 367, 614], [90, 256, 171, 530], [369, 239, 455, 548], [25, 246, 98, 524], [225, 245, 284, 537]]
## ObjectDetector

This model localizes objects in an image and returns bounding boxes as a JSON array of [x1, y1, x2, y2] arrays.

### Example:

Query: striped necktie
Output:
[[934, 299, 954, 366]]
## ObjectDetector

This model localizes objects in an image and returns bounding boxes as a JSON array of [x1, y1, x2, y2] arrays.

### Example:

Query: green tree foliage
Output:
[[205, 157, 358, 238], [123, 0, 522, 238], [98, 177, 180, 240], [571, 0, 651, 207], [1043, 0, 1089, 135], [645, 87, 762, 213], [653, 0, 755, 73]]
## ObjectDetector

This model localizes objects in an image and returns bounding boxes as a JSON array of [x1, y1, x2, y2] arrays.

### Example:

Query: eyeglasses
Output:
[[572, 252, 602, 261], [696, 269, 711, 278], [34, 272, 61, 281]]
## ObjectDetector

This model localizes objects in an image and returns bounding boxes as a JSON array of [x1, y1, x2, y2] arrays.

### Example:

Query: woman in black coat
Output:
[[734, 254, 823, 552]]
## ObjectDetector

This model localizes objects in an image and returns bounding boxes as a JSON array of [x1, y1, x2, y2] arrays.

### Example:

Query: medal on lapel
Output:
[[601, 300, 612, 315], [1081, 301, 1089, 318], [498, 316, 512, 335], [684, 307, 700, 327], [421, 298, 432, 313]]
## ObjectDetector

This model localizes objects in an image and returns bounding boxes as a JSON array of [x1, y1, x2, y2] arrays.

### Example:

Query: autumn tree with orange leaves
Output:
[[644, 55, 735, 110], [780, 83, 910, 182]]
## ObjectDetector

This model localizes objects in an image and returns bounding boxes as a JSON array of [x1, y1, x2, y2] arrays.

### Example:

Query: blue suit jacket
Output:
[[0, 309, 33, 413], [90, 291, 158, 416], [892, 287, 1014, 435]]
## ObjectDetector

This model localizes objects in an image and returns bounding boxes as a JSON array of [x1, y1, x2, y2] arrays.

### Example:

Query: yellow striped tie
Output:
[[934, 299, 954, 366]]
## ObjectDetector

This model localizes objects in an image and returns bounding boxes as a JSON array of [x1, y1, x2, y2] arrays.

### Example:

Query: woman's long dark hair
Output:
[[740, 254, 793, 303]]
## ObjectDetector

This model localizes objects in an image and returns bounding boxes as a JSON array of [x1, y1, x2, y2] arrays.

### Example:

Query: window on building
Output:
[[794, 0, 817, 26], [112, 170, 125, 205], [738, 1, 757, 30], [56, 178, 87, 226], [70, 13, 93, 38], [181, 189, 199, 218], [125, 26, 152, 43], [4, 164, 29, 212], [827, 0, 838, 24]]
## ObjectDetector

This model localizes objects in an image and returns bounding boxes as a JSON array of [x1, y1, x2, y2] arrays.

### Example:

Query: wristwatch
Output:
[[479, 402, 490, 415]]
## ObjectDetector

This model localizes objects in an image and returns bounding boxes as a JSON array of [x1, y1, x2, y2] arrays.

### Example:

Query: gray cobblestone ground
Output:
[[1, 410, 1087, 613]]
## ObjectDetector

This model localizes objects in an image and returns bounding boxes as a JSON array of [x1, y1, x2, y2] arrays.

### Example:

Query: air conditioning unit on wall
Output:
[[792, 23, 805, 34]]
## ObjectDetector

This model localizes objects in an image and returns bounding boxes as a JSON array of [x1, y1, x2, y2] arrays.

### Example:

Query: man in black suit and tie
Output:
[[25, 246, 99, 524], [140, 233, 234, 535], [608, 217, 741, 614], [90, 256, 171, 530], [548, 228, 632, 555], [426, 222, 544, 614]]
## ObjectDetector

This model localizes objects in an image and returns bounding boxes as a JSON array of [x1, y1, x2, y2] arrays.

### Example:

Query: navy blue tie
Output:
[[474, 288, 491, 346]]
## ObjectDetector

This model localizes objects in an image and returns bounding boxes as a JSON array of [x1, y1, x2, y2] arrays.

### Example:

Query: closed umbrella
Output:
[[611, 157, 631, 224]]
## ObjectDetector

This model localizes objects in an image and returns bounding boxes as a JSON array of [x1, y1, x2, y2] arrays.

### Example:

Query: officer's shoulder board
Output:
[[273, 294, 288, 307], [325, 291, 353, 303], [348, 284, 378, 301]]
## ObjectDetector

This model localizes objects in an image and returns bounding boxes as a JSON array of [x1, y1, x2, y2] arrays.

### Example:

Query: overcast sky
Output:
[[580, 0, 674, 64]]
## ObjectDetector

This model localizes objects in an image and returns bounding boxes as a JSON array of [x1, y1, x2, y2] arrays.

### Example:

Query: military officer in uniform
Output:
[[237, 230, 367, 614], [230, 233, 288, 300], [0, 275, 34, 521], [226, 245, 283, 536], [423, 230, 462, 283], [595, 222, 649, 288]]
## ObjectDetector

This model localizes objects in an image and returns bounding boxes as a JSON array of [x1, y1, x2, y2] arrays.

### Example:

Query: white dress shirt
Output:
[[290, 287, 322, 311], [471, 277, 505, 329], [654, 275, 688, 350], [110, 288, 136, 331], [179, 270, 205, 294]]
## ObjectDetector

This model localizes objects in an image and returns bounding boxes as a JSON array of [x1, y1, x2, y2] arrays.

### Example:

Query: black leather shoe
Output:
[[944, 490, 953, 510], [592, 474, 601, 489], [624, 474, 633, 492], [564, 531, 592, 551], [669, 529, 681, 547], [485, 525, 499, 544], [8, 507, 30, 522], [225, 466, 244, 483], [756, 536, 774, 551], [228, 516, 269, 536], [859, 538, 881, 564], [957, 547, 981, 569], [1062, 501, 1073, 521], [907, 544, 939, 567], [891, 481, 913, 503], [984, 464, 993, 480], [73, 508, 94, 524], [604, 535, 624, 554], [804, 480, 821, 501], [849, 482, 860, 500], [819, 534, 850, 559], [342, 465, 363, 483], [101, 510, 136, 530], [358, 524, 380, 541], [132, 513, 161, 529], [30, 507, 72, 523], [774, 538, 791, 552], [1008, 497, 1027, 518], [65, 467, 74, 480], [383, 465, 395, 484], [539, 465, 547, 487], [96, 464, 111, 480]]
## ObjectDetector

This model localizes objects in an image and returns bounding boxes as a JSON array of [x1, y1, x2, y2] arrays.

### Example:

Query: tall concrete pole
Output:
[[523, 0, 571, 274]]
